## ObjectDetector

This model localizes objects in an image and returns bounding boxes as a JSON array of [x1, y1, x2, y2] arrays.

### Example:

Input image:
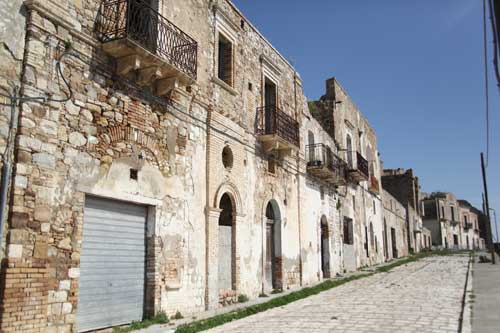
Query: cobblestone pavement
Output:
[[206, 255, 470, 333]]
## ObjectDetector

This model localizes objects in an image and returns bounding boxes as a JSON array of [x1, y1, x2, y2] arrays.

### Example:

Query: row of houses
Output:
[[0, 0, 486, 332]]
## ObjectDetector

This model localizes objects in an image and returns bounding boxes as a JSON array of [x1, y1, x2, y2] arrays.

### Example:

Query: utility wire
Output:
[[484, 0, 491, 167], [488, 0, 500, 89]]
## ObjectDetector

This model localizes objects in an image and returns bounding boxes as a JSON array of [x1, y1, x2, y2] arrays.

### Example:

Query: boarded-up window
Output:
[[343, 217, 353, 245], [218, 33, 233, 86]]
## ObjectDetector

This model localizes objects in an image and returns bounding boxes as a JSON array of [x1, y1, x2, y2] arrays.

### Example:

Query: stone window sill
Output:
[[212, 77, 238, 96]]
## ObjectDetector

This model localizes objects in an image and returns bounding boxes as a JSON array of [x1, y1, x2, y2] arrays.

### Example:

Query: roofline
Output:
[[329, 77, 377, 137], [222, 0, 300, 77]]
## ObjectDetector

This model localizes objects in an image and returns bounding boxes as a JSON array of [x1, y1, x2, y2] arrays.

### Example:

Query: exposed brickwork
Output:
[[0, 259, 49, 332]]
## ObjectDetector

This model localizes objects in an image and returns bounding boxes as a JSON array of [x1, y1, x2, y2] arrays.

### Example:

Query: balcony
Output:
[[347, 152, 369, 183], [464, 222, 473, 230], [257, 105, 300, 153], [369, 175, 380, 195], [306, 144, 347, 186], [96, 0, 197, 92]]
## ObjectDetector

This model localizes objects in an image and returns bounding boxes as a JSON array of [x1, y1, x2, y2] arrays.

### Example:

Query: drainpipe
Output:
[[0, 88, 19, 255]]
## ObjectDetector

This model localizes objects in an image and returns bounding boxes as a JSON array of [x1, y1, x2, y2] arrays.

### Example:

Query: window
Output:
[[320, 186, 325, 200], [346, 134, 353, 168], [343, 217, 353, 244], [373, 200, 376, 214], [464, 215, 468, 224], [450, 206, 455, 221], [222, 146, 233, 169], [352, 195, 356, 209], [218, 33, 233, 86], [441, 205, 445, 218]]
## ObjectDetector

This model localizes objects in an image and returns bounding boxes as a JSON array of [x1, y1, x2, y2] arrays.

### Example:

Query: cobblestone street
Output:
[[206, 255, 470, 333]]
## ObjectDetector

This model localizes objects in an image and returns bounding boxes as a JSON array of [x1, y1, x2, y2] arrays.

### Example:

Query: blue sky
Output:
[[233, 0, 500, 238]]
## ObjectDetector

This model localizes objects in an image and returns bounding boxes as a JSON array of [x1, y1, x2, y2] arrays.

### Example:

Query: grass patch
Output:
[[113, 312, 169, 333], [175, 274, 371, 333], [173, 311, 184, 320], [238, 294, 249, 303]]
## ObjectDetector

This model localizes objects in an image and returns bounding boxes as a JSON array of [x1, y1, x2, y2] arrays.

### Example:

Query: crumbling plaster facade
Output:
[[422, 192, 473, 250], [0, 0, 469, 332], [381, 189, 408, 260], [311, 78, 385, 270], [0, 0, 354, 331], [381, 168, 425, 253]]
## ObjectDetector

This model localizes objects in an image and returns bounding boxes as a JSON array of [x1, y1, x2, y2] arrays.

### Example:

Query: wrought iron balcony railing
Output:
[[257, 105, 300, 149], [464, 222, 473, 230], [347, 152, 369, 182], [96, 0, 198, 80], [306, 144, 347, 185]]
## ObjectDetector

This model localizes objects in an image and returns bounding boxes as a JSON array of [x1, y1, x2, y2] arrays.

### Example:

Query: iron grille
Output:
[[96, 0, 198, 80], [305, 144, 343, 169], [257, 105, 300, 147], [356, 152, 369, 179]]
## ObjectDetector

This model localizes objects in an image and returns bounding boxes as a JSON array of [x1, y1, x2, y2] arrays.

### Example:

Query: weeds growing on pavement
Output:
[[175, 274, 370, 333], [112, 312, 169, 333], [167, 250, 461, 333]]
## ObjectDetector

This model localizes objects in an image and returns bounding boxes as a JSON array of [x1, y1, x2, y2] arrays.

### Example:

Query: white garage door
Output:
[[77, 196, 147, 332]]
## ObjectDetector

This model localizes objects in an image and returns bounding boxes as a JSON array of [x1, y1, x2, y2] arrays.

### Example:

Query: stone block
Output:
[[7, 244, 23, 258], [65, 100, 80, 115], [68, 268, 80, 278], [34, 205, 51, 222], [34, 238, 48, 259], [41, 223, 50, 233], [18, 135, 42, 151], [14, 175, 27, 188], [58, 237, 72, 250], [48, 290, 67, 303], [11, 212, 29, 228], [62, 302, 72, 314], [33, 152, 56, 168], [68, 132, 86, 147], [9, 229, 29, 244], [59, 280, 71, 291]]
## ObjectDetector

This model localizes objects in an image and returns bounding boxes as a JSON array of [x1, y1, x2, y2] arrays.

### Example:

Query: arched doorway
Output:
[[320, 216, 330, 278], [218, 193, 235, 292], [265, 200, 281, 290]]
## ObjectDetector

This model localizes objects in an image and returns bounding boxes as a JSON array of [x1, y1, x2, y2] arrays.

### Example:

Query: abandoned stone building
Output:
[[422, 192, 484, 250], [381, 168, 427, 253], [309, 77, 386, 271], [458, 200, 482, 250], [0, 0, 484, 332]]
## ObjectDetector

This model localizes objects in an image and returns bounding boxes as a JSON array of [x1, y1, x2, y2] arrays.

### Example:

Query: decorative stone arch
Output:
[[214, 181, 243, 215], [206, 181, 244, 310]]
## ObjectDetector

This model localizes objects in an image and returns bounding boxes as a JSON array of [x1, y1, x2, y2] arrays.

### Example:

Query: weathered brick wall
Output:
[[0, 259, 49, 332]]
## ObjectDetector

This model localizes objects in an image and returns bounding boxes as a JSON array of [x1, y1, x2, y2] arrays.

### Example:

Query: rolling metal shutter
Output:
[[77, 196, 147, 332]]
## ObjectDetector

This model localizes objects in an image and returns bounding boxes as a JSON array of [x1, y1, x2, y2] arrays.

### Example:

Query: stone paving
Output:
[[205, 255, 470, 333]]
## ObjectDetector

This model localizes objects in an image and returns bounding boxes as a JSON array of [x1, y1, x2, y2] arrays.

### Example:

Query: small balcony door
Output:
[[128, 0, 159, 53], [264, 78, 277, 134]]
